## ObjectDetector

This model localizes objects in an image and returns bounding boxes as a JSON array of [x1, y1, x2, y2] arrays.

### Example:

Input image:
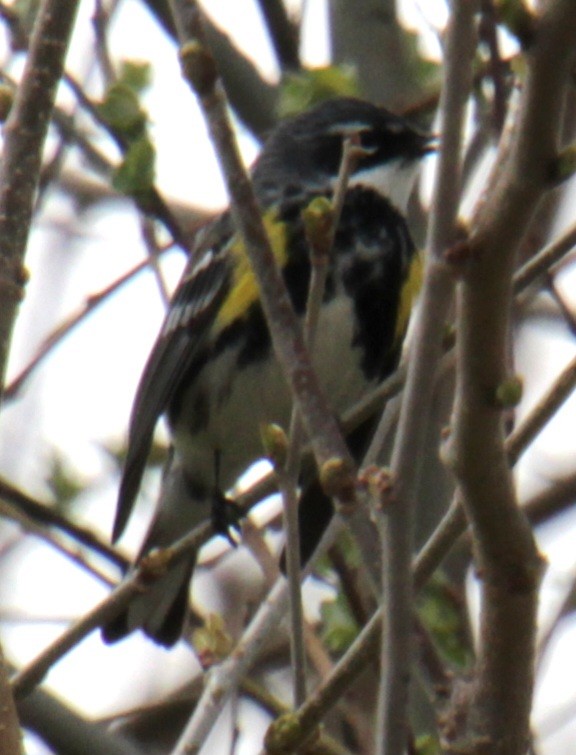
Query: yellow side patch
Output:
[[394, 251, 423, 345], [215, 210, 289, 331]]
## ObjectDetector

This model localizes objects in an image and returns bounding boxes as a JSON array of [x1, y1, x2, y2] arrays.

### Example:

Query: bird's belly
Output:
[[173, 296, 379, 490]]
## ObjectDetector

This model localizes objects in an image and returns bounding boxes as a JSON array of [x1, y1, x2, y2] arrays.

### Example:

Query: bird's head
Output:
[[253, 97, 435, 212]]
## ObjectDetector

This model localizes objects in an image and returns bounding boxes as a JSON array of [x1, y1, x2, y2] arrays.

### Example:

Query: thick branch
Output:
[[445, 1, 576, 751]]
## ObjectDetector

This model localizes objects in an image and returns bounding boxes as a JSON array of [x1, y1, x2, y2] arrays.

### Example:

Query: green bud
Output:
[[192, 614, 233, 668], [264, 713, 303, 753], [495, 375, 524, 408], [97, 83, 147, 139], [319, 457, 355, 504], [260, 423, 288, 469], [302, 196, 334, 258]]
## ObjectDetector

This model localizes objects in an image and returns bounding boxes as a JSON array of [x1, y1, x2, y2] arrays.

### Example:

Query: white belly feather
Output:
[[173, 295, 377, 490]]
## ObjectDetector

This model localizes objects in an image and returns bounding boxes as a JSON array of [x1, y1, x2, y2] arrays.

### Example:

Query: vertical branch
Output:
[[445, 0, 576, 752], [0, 0, 80, 400], [256, 0, 300, 71], [279, 139, 361, 707], [371, 2, 479, 754]]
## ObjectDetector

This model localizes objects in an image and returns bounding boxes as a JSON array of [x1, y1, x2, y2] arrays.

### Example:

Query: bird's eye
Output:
[[358, 129, 380, 154]]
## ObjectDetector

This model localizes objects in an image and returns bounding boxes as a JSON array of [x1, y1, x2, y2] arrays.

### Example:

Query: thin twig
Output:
[[172, 579, 289, 754], [522, 469, 576, 526], [140, 217, 173, 307], [92, 0, 116, 86], [507, 352, 576, 466], [368, 1, 478, 751], [0, 499, 116, 587], [4, 257, 156, 400], [280, 136, 362, 707], [513, 219, 576, 294], [10, 515, 215, 698], [11, 577, 149, 698], [0, 477, 127, 568], [0, 645, 21, 755], [546, 274, 576, 336], [479, 0, 508, 134]]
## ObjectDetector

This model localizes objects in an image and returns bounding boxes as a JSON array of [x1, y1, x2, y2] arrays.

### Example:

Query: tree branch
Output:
[[444, 1, 576, 751], [0, 646, 22, 754], [256, 0, 300, 71], [368, 2, 478, 752], [0, 0, 80, 402]]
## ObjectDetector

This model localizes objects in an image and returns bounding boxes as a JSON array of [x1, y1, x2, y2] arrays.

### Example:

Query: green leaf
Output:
[[113, 135, 156, 196], [415, 734, 442, 755], [278, 66, 359, 118], [320, 591, 359, 654], [97, 83, 147, 140], [45, 452, 85, 513], [417, 572, 473, 669], [118, 60, 152, 94]]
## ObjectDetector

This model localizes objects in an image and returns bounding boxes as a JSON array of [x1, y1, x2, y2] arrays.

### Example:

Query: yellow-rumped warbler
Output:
[[103, 97, 433, 646]]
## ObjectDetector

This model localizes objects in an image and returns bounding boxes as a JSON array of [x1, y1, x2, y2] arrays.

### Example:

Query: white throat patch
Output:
[[344, 160, 421, 214]]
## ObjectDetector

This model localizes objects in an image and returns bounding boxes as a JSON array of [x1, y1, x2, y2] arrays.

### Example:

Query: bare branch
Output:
[[0, 646, 22, 755], [0, 0, 81, 401], [523, 469, 576, 525], [513, 218, 576, 294], [444, 1, 576, 750], [17, 676, 141, 755], [369, 2, 478, 752], [0, 478, 126, 568], [4, 257, 156, 400], [256, 0, 300, 71], [140, 0, 278, 139]]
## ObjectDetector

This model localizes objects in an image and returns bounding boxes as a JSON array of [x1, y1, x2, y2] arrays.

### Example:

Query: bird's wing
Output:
[[113, 217, 234, 542]]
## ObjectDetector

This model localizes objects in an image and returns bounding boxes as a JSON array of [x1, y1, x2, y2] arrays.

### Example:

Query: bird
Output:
[[102, 97, 433, 647]]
